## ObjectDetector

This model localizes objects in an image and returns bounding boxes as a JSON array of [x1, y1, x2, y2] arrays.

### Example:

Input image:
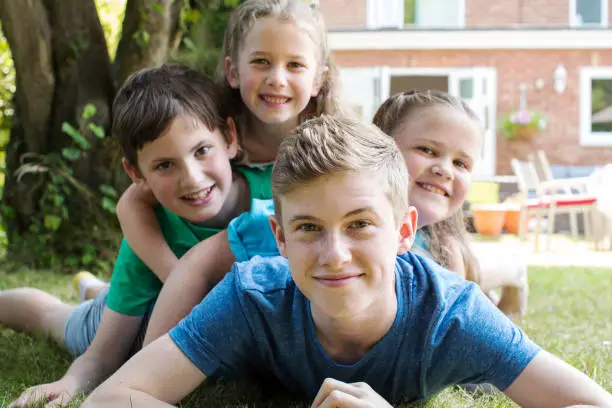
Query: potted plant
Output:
[[500, 109, 546, 141]]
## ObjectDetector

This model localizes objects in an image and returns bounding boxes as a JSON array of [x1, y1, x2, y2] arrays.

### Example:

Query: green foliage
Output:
[[95, 0, 127, 60], [404, 0, 416, 24], [1, 25, 16, 257], [499, 109, 547, 141], [591, 79, 612, 132], [0, 24, 15, 132], [7, 103, 119, 272], [172, 0, 242, 75]]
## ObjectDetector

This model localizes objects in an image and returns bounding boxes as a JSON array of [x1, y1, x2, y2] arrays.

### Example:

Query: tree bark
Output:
[[44, 0, 116, 188], [114, 0, 184, 87], [0, 0, 55, 230]]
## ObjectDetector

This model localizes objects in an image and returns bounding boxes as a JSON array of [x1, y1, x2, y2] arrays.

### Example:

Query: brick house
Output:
[[320, 0, 612, 178]]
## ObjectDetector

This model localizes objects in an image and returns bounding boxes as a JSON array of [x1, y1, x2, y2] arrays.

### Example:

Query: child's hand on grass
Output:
[[9, 378, 80, 408], [311, 378, 393, 408]]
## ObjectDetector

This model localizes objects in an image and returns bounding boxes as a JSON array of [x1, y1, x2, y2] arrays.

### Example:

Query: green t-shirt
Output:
[[105, 164, 273, 316], [238, 163, 273, 200]]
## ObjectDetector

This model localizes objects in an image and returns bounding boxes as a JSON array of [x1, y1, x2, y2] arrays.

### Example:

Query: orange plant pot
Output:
[[503, 209, 523, 235], [472, 205, 507, 237]]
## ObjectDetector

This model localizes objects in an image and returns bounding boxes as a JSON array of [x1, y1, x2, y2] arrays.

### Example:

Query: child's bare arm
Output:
[[116, 183, 178, 282], [143, 230, 236, 346], [504, 350, 612, 407], [83, 335, 205, 407]]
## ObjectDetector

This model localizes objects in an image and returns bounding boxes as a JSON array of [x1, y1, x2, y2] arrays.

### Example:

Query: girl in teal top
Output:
[[373, 90, 527, 321]]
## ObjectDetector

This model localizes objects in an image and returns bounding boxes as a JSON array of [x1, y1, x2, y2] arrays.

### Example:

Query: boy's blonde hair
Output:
[[272, 115, 408, 224], [373, 90, 481, 283], [217, 0, 341, 136]]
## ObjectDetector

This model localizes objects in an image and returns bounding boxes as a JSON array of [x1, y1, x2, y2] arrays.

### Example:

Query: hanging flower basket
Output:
[[500, 109, 546, 141]]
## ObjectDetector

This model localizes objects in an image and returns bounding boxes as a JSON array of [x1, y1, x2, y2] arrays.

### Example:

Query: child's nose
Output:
[[431, 159, 453, 179], [319, 232, 352, 269], [181, 163, 205, 188], [266, 66, 287, 88]]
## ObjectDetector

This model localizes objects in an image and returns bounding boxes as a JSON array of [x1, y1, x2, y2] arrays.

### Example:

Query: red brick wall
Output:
[[466, 0, 521, 27], [319, 0, 367, 29], [320, 0, 612, 29], [332, 49, 612, 174], [466, 0, 570, 27]]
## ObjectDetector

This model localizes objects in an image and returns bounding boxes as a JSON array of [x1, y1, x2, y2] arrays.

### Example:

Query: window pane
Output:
[[459, 78, 474, 99], [591, 78, 612, 132], [417, 0, 461, 27], [576, 0, 602, 25]]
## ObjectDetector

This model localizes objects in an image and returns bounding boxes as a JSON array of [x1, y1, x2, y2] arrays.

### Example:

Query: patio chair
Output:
[[529, 150, 593, 240], [510, 158, 597, 252]]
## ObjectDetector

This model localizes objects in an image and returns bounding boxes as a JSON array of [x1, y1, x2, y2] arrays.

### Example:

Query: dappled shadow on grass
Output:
[[178, 381, 513, 408], [180, 379, 308, 408]]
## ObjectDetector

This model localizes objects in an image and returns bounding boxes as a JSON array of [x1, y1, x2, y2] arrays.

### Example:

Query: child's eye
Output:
[[288, 61, 305, 69], [251, 58, 269, 65], [349, 220, 371, 230], [155, 161, 173, 171], [297, 223, 320, 233], [416, 146, 434, 155], [195, 146, 211, 157], [454, 159, 469, 170]]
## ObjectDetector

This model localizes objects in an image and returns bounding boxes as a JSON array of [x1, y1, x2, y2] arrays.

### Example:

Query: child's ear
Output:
[[225, 117, 239, 159], [122, 158, 145, 184], [397, 206, 418, 254], [311, 66, 328, 97], [225, 56, 240, 89], [269, 215, 287, 257]]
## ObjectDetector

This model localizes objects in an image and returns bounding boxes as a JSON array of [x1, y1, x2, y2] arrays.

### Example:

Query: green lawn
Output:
[[1, 265, 611, 407]]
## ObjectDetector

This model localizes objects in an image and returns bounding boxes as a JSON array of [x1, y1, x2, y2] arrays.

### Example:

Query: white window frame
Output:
[[570, 0, 608, 28], [580, 67, 612, 146]]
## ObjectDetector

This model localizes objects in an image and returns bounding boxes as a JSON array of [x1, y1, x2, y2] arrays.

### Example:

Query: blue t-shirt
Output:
[[227, 199, 279, 262], [169, 252, 540, 403]]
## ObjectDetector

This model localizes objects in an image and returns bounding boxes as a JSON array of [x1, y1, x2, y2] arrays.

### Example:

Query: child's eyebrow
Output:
[[288, 214, 319, 224], [248, 51, 307, 61], [343, 207, 376, 218], [189, 140, 208, 153], [288, 208, 376, 224]]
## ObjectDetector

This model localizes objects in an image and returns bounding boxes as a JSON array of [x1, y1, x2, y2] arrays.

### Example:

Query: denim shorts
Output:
[[64, 288, 109, 357], [63, 288, 150, 358]]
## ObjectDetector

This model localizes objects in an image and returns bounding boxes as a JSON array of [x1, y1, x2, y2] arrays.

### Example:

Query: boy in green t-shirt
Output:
[[0, 64, 271, 408]]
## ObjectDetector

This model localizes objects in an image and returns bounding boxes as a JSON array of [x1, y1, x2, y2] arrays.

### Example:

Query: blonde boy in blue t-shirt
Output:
[[85, 115, 612, 407]]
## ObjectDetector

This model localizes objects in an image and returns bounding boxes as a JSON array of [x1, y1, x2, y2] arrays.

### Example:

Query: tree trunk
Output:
[[114, 0, 185, 87], [0, 0, 55, 233]]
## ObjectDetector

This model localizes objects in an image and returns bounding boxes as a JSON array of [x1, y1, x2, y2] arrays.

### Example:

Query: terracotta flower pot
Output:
[[472, 204, 507, 237], [503, 208, 523, 235]]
